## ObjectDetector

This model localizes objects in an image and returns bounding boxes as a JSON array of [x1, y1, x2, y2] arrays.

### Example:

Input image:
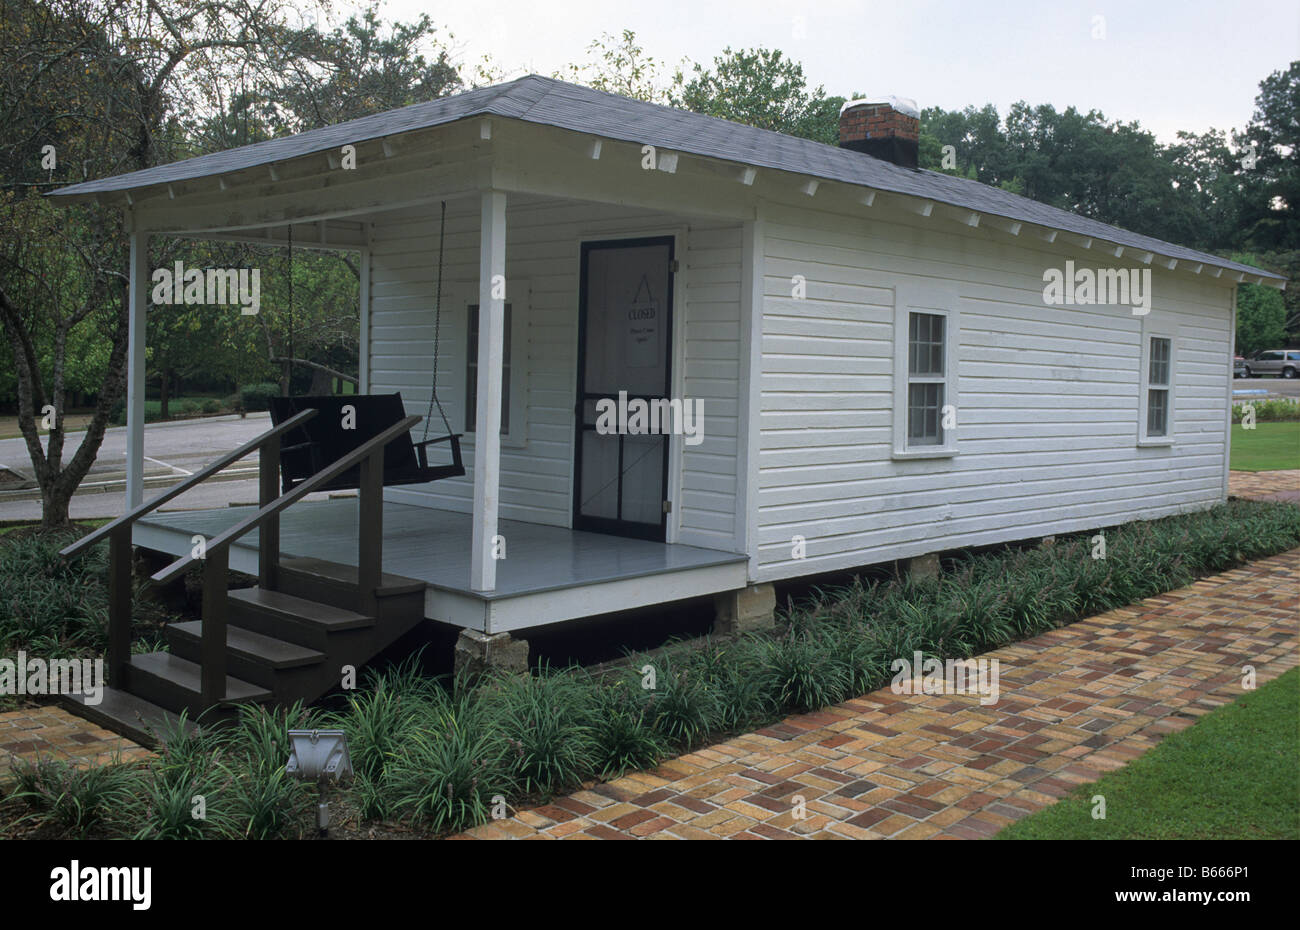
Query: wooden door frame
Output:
[[572, 234, 677, 542]]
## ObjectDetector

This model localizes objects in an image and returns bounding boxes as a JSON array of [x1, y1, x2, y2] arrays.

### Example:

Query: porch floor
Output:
[[134, 499, 746, 602]]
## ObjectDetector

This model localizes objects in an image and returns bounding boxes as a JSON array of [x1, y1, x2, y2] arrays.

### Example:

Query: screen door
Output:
[[573, 237, 674, 541]]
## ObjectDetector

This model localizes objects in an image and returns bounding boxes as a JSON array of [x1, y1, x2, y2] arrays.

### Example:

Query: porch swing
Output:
[[268, 203, 465, 494]]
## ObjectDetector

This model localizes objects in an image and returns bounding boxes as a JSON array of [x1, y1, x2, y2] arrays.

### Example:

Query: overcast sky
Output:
[[375, 0, 1298, 143]]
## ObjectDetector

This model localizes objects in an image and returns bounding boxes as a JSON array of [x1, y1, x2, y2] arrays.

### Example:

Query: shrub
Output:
[[0, 531, 109, 655], [488, 666, 593, 797], [230, 701, 320, 777], [329, 664, 429, 782], [201, 398, 222, 414], [147, 713, 227, 791], [221, 764, 310, 840], [1231, 398, 1300, 423], [9, 757, 142, 837], [240, 382, 280, 412], [689, 636, 777, 731], [586, 675, 669, 778], [388, 686, 510, 832], [645, 657, 723, 750], [130, 773, 228, 840], [762, 630, 853, 714]]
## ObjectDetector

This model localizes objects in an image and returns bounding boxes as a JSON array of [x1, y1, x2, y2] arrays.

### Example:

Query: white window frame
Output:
[[892, 282, 960, 459], [1138, 317, 1175, 447], [461, 280, 529, 449]]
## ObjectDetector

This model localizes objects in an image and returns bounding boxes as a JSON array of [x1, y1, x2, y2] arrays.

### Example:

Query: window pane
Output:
[[908, 381, 944, 446], [908, 312, 945, 377], [465, 303, 512, 434], [1149, 337, 1170, 386], [1147, 388, 1168, 436]]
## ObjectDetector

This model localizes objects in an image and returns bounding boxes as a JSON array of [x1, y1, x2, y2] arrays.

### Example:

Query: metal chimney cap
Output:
[[840, 96, 920, 119]]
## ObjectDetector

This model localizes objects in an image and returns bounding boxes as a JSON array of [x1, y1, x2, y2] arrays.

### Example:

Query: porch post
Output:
[[470, 189, 506, 592], [125, 228, 149, 509]]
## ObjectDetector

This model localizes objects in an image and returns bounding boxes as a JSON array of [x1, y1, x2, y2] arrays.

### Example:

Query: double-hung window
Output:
[[907, 312, 946, 446], [893, 283, 959, 458], [1138, 324, 1174, 445], [465, 300, 525, 441], [1145, 337, 1171, 437]]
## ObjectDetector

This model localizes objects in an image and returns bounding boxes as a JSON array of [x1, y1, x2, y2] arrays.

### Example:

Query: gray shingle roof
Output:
[[48, 74, 1283, 282]]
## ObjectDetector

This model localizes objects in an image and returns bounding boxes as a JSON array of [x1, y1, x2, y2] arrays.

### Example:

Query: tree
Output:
[[1235, 62, 1299, 253], [1236, 282, 1287, 355], [558, 29, 681, 105], [0, 0, 327, 529], [674, 46, 843, 142]]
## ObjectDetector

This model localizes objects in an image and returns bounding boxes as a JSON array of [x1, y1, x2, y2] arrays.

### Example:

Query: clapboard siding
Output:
[[366, 195, 742, 540], [754, 201, 1234, 581], [678, 222, 742, 550]]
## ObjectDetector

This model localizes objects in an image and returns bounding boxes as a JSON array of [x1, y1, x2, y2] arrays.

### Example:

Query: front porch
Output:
[[135, 500, 749, 634]]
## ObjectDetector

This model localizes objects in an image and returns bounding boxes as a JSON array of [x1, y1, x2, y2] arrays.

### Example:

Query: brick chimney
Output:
[[839, 96, 920, 169]]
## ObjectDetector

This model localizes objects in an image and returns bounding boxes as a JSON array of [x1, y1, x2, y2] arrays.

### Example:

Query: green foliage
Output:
[[9, 756, 142, 837], [762, 630, 853, 713], [221, 763, 310, 840], [586, 675, 669, 778], [1235, 279, 1288, 354], [1235, 62, 1299, 253], [327, 655, 437, 784], [488, 666, 594, 797], [230, 701, 320, 777], [240, 382, 281, 412], [674, 46, 844, 143], [645, 658, 723, 750], [0, 530, 109, 655], [387, 686, 511, 833], [1231, 398, 1300, 423], [556, 29, 680, 104], [131, 772, 228, 840], [0, 530, 176, 658]]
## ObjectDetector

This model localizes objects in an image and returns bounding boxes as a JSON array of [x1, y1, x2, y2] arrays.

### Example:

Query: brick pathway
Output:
[[0, 704, 153, 772], [1230, 469, 1300, 502], [458, 548, 1300, 840]]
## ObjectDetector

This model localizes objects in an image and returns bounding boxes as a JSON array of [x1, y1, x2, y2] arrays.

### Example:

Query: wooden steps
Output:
[[64, 557, 428, 737], [126, 652, 271, 717], [59, 687, 197, 749]]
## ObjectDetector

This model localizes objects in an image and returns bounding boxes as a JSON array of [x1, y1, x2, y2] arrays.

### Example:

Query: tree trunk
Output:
[[40, 483, 72, 531], [159, 368, 170, 420]]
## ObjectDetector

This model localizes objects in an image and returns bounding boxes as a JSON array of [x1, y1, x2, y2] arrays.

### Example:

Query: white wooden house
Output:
[[50, 75, 1286, 705]]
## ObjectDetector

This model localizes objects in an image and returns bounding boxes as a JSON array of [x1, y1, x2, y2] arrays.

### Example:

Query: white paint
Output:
[[470, 189, 506, 592]]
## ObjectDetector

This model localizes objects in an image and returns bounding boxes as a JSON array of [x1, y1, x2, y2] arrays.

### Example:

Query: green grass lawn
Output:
[[998, 667, 1300, 840], [1231, 421, 1300, 471]]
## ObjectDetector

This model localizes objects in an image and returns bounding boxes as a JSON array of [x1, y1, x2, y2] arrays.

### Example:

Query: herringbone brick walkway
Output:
[[458, 547, 1300, 840]]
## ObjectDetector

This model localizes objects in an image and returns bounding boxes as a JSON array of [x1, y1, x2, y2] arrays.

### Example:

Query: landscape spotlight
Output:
[[286, 729, 353, 834]]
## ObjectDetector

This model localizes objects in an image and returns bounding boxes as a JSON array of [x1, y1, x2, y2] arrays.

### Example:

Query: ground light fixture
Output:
[[286, 729, 353, 835]]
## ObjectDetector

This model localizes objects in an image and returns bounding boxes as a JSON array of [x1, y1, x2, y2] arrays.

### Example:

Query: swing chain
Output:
[[424, 200, 454, 442]]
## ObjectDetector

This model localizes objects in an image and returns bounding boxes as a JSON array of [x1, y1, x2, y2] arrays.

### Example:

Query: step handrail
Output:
[[148, 413, 422, 708], [59, 408, 319, 559], [150, 414, 422, 587]]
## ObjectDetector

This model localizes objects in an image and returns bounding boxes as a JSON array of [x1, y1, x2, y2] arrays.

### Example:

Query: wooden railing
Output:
[[149, 414, 422, 708], [61, 409, 319, 691]]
